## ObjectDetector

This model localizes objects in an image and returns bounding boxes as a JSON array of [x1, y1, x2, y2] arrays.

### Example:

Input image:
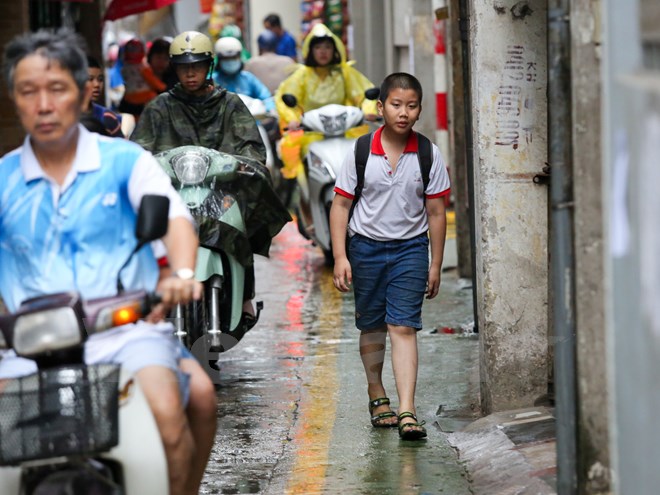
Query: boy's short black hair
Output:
[[379, 72, 423, 104]]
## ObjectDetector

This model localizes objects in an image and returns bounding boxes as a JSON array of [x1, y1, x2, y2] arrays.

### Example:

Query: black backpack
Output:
[[347, 131, 433, 222]]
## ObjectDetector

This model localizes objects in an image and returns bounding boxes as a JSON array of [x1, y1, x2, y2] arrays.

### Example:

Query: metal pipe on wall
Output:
[[548, 1, 577, 493], [458, 0, 478, 333]]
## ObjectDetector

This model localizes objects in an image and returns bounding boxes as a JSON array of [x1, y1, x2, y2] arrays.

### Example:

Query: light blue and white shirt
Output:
[[0, 126, 192, 372]]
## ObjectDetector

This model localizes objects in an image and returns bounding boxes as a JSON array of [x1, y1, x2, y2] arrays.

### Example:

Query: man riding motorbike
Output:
[[131, 31, 290, 329], [0, 28, 215, 495], [275, 23, 378, 180]]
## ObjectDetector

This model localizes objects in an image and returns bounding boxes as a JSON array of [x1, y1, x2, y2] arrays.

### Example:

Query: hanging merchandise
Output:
[[325, 0, 344, 39], [208, 0, 245, 40], [300, 0, 349, 44]]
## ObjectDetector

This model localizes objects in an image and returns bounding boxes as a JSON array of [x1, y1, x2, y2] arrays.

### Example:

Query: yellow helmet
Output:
[[169, 31, 213, 65]]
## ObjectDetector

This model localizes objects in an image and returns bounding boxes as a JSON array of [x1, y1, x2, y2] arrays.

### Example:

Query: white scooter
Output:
[[0, 196, 171, 495], [282, 89, 379, 264]]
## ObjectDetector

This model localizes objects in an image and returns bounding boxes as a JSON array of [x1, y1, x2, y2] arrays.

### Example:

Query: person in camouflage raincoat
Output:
[[131, 33, 264, 162], [131, 30, 290, 324]]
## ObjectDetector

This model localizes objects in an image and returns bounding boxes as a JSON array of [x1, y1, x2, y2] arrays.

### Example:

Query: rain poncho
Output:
[[275, 24, 377, 179], [131, 82, 265, 163], [132, 83, 290, 263], [212, 69, 275, 112]]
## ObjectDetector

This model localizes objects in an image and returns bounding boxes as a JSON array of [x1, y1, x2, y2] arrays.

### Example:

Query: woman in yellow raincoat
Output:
[[275, 24, 378, 179]]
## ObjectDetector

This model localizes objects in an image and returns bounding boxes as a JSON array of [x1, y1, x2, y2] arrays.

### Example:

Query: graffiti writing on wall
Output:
[[495, 45, 538, 149]]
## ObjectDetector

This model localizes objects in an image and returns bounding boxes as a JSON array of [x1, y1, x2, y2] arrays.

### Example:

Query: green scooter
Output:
[[154, 146, 290, 374]]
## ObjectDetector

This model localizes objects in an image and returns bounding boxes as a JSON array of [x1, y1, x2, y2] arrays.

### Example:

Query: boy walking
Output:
[[329, 73, 450, 440]]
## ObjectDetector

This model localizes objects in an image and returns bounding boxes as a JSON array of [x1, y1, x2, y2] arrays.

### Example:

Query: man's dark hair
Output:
[[257, 30, 278, 52], [264, 14, 282, 28], [147, 38, 170, 63], [3, 29, 88, 93], [86, 55, 102, 70], [378, 72, 423, 104]]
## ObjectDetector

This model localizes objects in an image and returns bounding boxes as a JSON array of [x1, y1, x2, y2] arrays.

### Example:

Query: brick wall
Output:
[[0, 0, 29, 155]]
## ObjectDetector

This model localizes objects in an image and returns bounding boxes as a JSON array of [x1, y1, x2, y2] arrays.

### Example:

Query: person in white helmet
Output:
[[212, 36, 275, 113]]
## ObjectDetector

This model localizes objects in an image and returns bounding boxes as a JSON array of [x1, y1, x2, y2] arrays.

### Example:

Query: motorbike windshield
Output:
[[155, 146, 291, 265]]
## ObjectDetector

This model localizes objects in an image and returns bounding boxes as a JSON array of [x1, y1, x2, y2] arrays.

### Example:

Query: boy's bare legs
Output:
[[360, 327, 398, 425], [388, 324, 424, 432], [180, 357, 217, 493]]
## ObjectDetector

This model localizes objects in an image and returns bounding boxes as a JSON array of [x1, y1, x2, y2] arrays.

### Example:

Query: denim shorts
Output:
[[349, 233, 429, 331]]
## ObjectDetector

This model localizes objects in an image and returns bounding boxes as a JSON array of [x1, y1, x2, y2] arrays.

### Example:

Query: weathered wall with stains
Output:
[[469, 0, 549, 413], [571, 0, 611, 492]]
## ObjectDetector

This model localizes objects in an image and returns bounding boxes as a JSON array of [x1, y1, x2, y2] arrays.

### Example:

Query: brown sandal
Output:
[[368, 397, 398, 428]]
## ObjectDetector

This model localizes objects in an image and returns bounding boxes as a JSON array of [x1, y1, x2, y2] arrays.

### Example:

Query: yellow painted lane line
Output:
[[446, 210, 456, 240], [286, 273, 343, 495]]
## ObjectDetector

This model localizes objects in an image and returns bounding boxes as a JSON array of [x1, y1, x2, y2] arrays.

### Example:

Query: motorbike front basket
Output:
[[0, 363, 120, 465]]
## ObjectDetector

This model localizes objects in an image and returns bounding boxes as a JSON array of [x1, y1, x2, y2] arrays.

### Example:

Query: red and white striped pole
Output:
[[433, 0, 450, 204]]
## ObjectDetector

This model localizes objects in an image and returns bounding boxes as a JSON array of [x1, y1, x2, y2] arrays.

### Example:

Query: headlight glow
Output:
[[14, 308, 82, 357], [171, 152, 210, 185], [309, 153, 335, 180]]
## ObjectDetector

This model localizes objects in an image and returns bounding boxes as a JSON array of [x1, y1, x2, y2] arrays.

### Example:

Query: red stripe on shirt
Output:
[[426, 188, 451, 199], [334, 187, 355, 199], [371, 126, 419, 155]]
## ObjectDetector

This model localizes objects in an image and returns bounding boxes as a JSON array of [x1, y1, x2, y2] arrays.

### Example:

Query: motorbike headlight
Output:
[[309, 152, 335, 180], [13, 308, 82, 357], [320, 112, 348, 135], [171, 152, 210, 185]]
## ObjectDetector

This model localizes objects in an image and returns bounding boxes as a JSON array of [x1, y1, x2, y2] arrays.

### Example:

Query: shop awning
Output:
[[103, 0, 178, 21]]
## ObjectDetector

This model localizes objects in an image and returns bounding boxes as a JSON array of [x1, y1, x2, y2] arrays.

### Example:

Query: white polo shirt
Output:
[[334, 127, 450, 241]]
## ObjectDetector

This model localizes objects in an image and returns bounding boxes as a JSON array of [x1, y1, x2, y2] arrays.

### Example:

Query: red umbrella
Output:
[[103, 0, 178, 21]]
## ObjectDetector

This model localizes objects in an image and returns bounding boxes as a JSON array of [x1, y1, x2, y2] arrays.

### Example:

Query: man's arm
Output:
[[330, 194, 353, 292], [156, 217, 203, 306], [425, 196, 447, 300], [222, 93, 267, 163], [130, 103, 160, 151]]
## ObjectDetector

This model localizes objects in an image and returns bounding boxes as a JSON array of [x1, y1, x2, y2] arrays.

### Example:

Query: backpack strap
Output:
[[348, 132, 373, 222], [416, 132, 433, 194]]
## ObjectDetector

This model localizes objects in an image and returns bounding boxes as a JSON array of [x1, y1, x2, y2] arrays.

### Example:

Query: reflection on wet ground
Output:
[[200, 223, 478, 494]]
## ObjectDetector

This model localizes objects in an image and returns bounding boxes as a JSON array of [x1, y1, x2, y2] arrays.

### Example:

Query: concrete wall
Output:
[[571, 1, 611, 492], [469, 0, 549, 413]]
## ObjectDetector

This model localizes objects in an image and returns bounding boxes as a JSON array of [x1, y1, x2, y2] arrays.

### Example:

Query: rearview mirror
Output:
[[117, 195, 170, 293], [281, 94, 298, 108], [365, 88, 380, 101], [136, 195, 169, 250]]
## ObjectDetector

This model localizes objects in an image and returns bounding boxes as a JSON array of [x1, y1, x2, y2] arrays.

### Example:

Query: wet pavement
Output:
[[200, 222, 480, 494]]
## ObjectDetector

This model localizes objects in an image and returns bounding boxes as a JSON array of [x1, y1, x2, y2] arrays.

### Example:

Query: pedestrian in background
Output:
[[244, 30, 295, 95], [83, 55, 123, 137], [119, 38, 166, 119], [329, 72, 451, 440], [263, 13, 298, 60], [148, 37, 177, 90]]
